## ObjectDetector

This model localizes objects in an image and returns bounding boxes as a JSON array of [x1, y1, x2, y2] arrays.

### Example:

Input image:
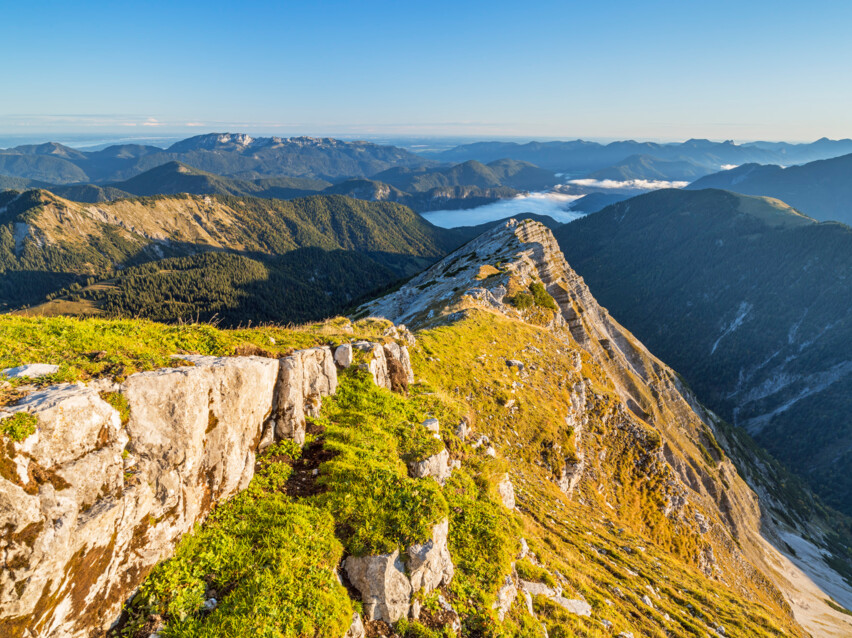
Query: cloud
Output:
[[422, 192, 584, 228], [567, 178, 689, 190], [720, 164, 738, 170], [185, 122, 205, 127], [141, 118, 162, 127]]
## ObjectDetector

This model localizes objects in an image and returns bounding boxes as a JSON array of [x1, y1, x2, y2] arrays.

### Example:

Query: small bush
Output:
[[100, 391, 131, 426], [1, 412, 37, 441]]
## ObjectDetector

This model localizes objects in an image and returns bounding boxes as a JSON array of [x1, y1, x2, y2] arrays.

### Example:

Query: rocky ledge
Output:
[[0, 340, 413, 637]]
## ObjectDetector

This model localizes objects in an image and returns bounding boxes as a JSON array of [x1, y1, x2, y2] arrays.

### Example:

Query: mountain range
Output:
[[553, 188, 852, 518], [687, 152, 852, 225], [0, 134, 434, 184], [0, 189, 472, 325], [2, 219, 851, 637], [425, 137, 852, 180]]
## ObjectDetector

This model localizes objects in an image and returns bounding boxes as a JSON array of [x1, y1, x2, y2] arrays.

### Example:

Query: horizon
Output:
[[1, 131, 849, 152]]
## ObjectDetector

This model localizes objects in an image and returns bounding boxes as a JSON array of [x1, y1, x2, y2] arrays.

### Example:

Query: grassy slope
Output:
[[0, 313, 807, 637]]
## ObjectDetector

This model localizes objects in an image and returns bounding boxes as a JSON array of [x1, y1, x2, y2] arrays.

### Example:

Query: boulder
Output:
[[1, 363, 60, 379], [334, 343, 353, 368], [493, 573, 518, 621], [497, 474, 516, 509], [553, 596, 592, 617], [267, 347, 337, 446], [422, 418, 440, 436], [407, 519, 454, 593], [520, 580, 557, 599], [345, 550, 412, 623], [353, 341, 414, 390], [409, 448, 452, 485], [343, 611, 365, 638], [455, 418, 470, 441]]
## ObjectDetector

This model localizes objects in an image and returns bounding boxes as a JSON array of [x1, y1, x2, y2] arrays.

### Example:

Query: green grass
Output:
[[0, 314, 395, 404], [0, 412, 37, 442], [314, 369, 449, 555], [118, 443, 354, 638]]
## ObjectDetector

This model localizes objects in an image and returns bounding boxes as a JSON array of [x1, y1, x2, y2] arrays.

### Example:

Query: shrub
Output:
[[1, 412, 37, 441]]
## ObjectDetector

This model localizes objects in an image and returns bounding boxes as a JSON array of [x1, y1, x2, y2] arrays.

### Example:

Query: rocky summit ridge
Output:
[[361, 218, 852, 637]]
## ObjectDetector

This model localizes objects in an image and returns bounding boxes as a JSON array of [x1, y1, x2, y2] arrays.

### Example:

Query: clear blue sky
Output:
[[2, 0, 851, 142]]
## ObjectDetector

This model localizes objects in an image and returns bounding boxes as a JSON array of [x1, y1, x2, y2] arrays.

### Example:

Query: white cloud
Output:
[[720, 164, 738, 170], [185, 122, 205, 127], [567, 178, 689, 190], [141, 118, 162, 127], [422, 191, 584, 228]]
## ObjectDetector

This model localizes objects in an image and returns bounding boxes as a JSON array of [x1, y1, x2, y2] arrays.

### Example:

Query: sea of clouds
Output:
[[422, 192, 585, 228]]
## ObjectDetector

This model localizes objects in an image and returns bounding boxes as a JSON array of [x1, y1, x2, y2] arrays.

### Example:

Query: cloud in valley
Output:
[[567, 178, 689, 190], [423, 192, 584, 228]]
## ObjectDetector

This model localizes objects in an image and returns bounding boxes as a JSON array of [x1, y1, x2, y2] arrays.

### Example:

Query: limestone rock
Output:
[[409, 448, 452, 485], [422, 417, 440, 436], [0, 348, 343, 637], [407, 519, 454, 593], [455, 418, 470, 440], [353, 341, 414, 391], [334, 343, 353, 368], [498, 473, 516, 509], [267, 347, 337, 446], [493, 573, 518, 621], [553, 596, 592, 616], [345, 550, 412, 623], [343, 611, 365, 638], [1, 363, 59, 379], [520, 580, 557, 599]]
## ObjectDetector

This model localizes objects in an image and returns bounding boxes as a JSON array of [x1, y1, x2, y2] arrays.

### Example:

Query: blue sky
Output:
[[2, 0, 851, 142]]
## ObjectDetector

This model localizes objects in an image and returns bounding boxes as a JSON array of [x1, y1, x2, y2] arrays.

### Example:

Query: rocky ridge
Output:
[[360, 218, 852, 636], [0, 339, 413, 637]]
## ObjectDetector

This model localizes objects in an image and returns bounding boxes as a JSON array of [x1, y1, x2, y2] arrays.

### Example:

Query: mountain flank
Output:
[[687, 152, 852, 225], [0, 190, 471, 324], [554, 188, 852, 518]]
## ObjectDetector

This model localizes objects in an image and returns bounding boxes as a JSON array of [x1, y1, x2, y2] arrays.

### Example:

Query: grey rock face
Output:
[[407, 519, 454, 593], [345, 550, 413, 623], [268, 347, 337, 446], [0, 346, 349, 637]]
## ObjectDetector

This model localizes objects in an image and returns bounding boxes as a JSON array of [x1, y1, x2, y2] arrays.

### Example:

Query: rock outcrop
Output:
[[0, 339, 409, 637], [344, 551, 412, 623], [407, 519, 454, 593], [345, 519, 454, 623]]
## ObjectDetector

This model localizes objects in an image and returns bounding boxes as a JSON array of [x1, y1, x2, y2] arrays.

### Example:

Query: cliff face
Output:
[[361, 218, 852, 636], [0, 342, 412, 637]]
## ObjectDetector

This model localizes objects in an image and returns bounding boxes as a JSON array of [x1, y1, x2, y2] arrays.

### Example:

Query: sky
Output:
[[2, 0, 852, 143]]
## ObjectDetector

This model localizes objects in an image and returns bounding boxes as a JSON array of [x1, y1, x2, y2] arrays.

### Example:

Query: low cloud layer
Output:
[[567, 178, 689, 190], [423, 192, 584, 228]]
